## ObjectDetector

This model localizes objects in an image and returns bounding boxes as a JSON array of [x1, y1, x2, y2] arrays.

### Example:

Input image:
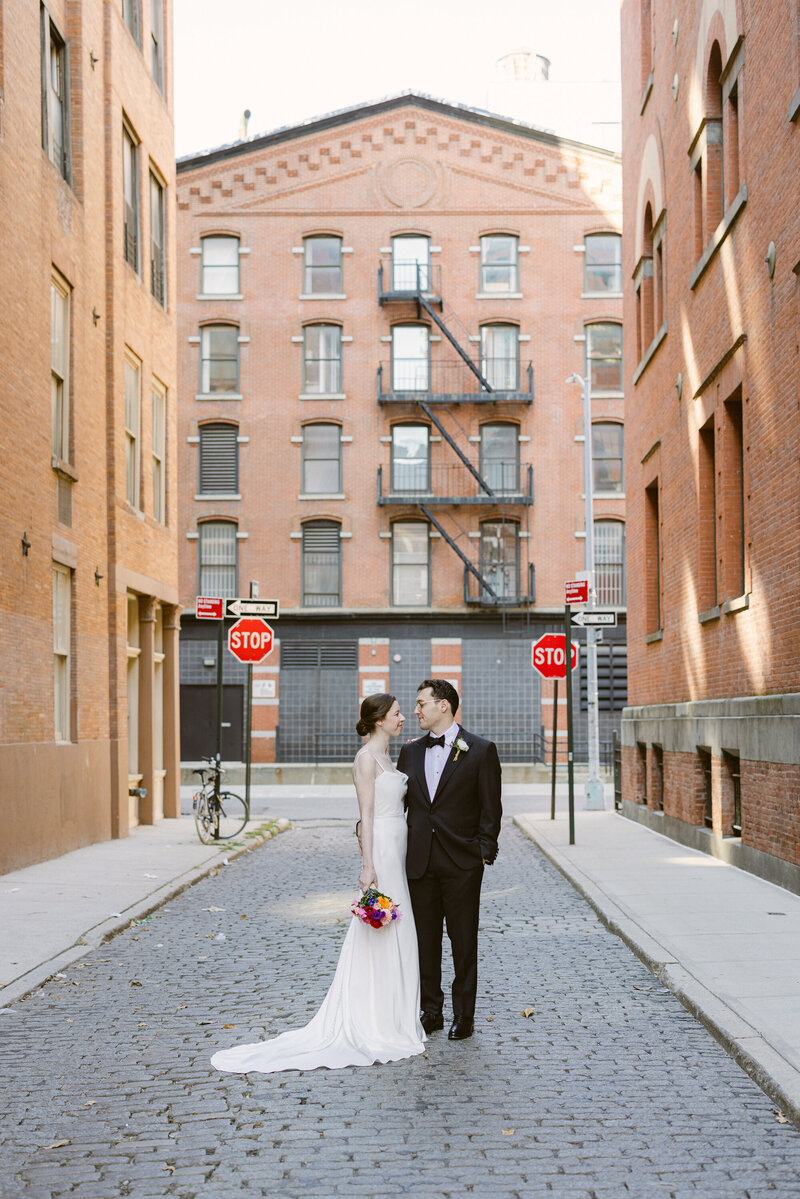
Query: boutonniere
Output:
[[453, 737, 469, 761]]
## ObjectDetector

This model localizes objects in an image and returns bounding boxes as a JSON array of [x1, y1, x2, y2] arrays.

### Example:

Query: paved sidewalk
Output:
[[1, 815, 289, 1008], [515, 808, 800, 1126]]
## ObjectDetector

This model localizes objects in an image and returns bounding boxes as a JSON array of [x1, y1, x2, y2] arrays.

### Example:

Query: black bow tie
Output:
[[425, 734, 446, 749]]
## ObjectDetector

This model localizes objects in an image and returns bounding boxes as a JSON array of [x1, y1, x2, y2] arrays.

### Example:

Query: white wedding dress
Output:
[[210, 764, 426, 1073]]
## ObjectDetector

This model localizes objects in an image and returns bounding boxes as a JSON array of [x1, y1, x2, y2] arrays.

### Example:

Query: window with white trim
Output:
[[391, 325, 428, 391], [480, 520, 519, 600], [584, 234, 622, 293], [201, 324, 239, 394], [304, 236, 342, 293], [302, 424, 341, 494], [152, 383, 166, 522], [303, 325, 341, 394], [587, 323, 623, 393], [123, 0, 142, 47], [123, 124, 140, 272], [53, 564, 71, 741], [480, 235, 518, 292], [391, 424, 429, 492], [480, 423, 519, 493], [51, 273, 70, 461], [480, 325, 519, 391], [199, 423, 238, 495], [150, 171, 166, 306], [391, 235, 430, 292], [592, 423, 624, 493], [595, 519, 626, 605], [150, 0, 164, 91], [302, 521, 341, 606], [41, 7, 70, 180], [201, 235, 239, 295], [392, 521, 429, 606], [124, 353, 141, 508]]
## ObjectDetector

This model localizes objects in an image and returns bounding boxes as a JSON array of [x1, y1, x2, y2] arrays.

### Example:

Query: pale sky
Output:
[[174, 0, 623, 159]]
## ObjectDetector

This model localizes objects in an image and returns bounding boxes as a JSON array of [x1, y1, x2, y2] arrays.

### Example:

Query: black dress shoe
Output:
[[448, 1017, 474, 1040], [420, 1011, 444, 1034]]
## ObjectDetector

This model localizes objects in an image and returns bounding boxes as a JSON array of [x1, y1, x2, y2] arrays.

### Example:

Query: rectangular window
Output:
[[391, 236, 430, 292], [53, 564, 71, 740], [480, 423, 519, 493], [304, 236, 342, 294], [302, 424, 341, 494], [391, 325, 428, 391], [481, 325, 519, 391], [201, 236, 239, 295], [392, 521, 429, 606], [41, 9, 70, 180], [645, 480, 660, 632], [302, 521, 341, 606], [592, 423, 624, 493], [699, 747, 713, 828], [152, 383, 166, 522], [51, 273, 70, 461], [150, 0, 164, 91], [199, 522, 237, 598], [722, 391, 745, 598], [480, 235, 518, 293], [201, 325, 239, 394], [652, 744, 664, 811], [480, 520, 519, 600], [698, 417, 717, 610], [303, 325, 341, 394], [723, 750, 741, 836], [584, 234, 622, 293], [587, 323, 623, 393], [199, 422, 238, 495], [124, 354, 141, 508], [149, 172, 166, 306], [391, 425, 429, 493], [123, 124, 140, 272], [580, 643, 628, 712], [637, 741, 647, 804], [693, 160, 704, 260], [594, 520, 625, 605], [123, 0, 142, 47]]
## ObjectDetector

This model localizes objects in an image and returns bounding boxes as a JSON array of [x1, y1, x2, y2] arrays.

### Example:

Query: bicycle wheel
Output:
[[194, 792, 217, 844], [216, 791, 249, 839]]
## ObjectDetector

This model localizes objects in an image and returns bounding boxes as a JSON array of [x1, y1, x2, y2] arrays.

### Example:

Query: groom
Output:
[[397, 679, 502, 1041]]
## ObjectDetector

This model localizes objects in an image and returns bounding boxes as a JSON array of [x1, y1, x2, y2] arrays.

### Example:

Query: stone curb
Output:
[[513, 812, 800, 1130], [0, 821, 291, 1010]]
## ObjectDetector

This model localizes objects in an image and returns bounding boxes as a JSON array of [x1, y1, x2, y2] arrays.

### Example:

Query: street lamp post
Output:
[[567, 371, 605, 810]]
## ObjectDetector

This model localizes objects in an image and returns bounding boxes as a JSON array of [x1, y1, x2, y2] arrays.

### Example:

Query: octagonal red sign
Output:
[[531, 634, 578, 679], [228, 617, 274, 663]]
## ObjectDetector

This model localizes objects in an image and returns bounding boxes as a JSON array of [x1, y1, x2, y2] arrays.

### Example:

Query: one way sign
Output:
[[571, 610, 617, 628], [225, 597, 280, 619]]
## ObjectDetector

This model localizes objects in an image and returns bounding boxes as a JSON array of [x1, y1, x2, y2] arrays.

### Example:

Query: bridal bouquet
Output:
[[350, 887, 401, 929]]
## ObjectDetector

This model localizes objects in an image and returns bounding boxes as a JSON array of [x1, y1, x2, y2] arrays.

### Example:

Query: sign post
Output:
[[563, 604, 575, 845], [550, 677, 558, 821], [531, 635, 578, 825], [244, 581, 259, 814]]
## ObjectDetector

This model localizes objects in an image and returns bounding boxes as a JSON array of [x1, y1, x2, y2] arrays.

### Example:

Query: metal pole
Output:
[[564, 604, 575, 845], [215, 617, 224, 760], [244, 581, 257, 814], [577, 370, 604, 810], [550, 676, 558, 820]]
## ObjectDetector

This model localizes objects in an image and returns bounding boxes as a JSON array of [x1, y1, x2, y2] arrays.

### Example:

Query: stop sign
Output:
[[228, 617, 274, 663], [531, 634, 578, 679]]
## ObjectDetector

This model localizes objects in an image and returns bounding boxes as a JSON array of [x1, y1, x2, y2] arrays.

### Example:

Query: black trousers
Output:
[[408, 835, 484, 1020]]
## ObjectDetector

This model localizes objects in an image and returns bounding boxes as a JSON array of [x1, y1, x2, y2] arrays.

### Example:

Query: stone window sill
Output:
[[640, 71, 654, 115], [690, 186, 748, 290], [632, 322, 668, 385], [298, 493, 345, 500], [195, 393, 242, 401], [698, 604, 721, 624], [475, 292, 523, 300], [721, 593, 749, 615], [790, 85, 800, 123], [644, 629, 663, 644], [581, 291, 623, 301], [299, 392, 346, 401], [52, 456, 79, 482], [299, 294, 346, 301], [194, 493, 241, 501], [196, 293, 243, 301]]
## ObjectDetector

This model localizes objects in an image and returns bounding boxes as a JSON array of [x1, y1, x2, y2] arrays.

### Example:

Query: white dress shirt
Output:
[[424, 722, 459, 801]]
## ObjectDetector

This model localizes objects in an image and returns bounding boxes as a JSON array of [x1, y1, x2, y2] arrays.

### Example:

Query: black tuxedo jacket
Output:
[[397, 727, 502, 880]]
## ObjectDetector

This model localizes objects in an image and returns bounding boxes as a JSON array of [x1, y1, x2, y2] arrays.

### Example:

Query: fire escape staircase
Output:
[[377, 260, 532, 608]]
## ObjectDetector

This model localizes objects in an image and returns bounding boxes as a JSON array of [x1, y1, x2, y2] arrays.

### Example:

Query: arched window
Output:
[[591, 423, 624, 494], [200, 323, 239, 394], [480, 422, 519, 493], [391, 520, 429, 606], [302, 424, 342, 494], [303, 324, 342, 394], [198, 422, 239, 495], [201, 235, 240, 295], [198, 521, 238, 598], [594, 519, 625, 605], [391, 324, 429, 391], [480, 324, 519, 391], [586, 323, 623, 393], [480, 519, 520, 601], [636, 205, 655, 360], [303, 235, 342, 294], [391, 424, 430, 493], [705, 41, 724, 231], [584, 233, 622, 294], [302, 520, 341, 607]]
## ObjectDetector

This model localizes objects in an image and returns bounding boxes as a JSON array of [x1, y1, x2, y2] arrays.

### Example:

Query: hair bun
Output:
[[355, 719, 369, 737]]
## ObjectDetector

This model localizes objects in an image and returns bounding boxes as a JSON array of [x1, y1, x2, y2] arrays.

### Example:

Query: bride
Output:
[[210, 692, 426, 1073]]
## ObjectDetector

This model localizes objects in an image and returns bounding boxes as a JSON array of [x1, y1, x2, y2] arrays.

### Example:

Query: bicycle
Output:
[[192, 754, 249, 843]]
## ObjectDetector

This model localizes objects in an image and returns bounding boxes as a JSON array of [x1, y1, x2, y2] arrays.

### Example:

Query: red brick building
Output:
[[175, 95, 625, 771], [0, 0, 179, 871], [620, 2, 800, 882]]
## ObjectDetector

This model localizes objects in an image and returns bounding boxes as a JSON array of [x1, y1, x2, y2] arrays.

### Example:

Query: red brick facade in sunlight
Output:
[[175, 96, 625, 771], [620, 1, 800, 877], [0, 0, 178, 871]]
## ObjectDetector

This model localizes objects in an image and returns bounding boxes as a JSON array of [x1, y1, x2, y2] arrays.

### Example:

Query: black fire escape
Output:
[[376, 257, 535, 613]]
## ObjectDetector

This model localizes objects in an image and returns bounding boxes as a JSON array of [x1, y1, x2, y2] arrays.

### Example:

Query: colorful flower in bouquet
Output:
[[350, 887, 401, 929]]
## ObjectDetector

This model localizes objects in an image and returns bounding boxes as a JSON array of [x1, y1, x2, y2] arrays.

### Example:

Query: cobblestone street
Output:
[[4, 819, 800, 1199]]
